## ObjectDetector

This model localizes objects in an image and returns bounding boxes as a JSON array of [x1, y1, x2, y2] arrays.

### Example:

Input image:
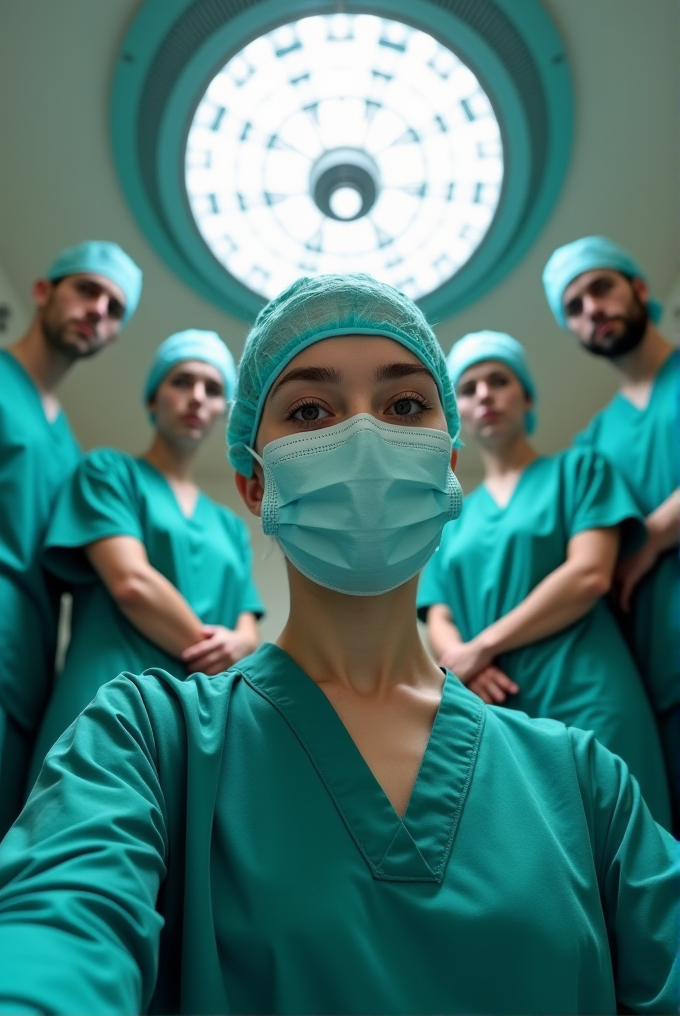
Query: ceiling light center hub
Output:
[[310, 148, 380, 222]]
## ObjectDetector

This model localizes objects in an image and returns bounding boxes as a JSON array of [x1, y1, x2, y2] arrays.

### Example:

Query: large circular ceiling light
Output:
[[185, 15, 503, 303], [112, 0, 572, 321]]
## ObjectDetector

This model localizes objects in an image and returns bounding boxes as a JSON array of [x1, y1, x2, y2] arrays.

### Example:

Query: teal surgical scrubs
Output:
[[575, 349, 680, 714], [0, 350, 80, 836], [0, 643, 677, 1014], [28, 448, 263, 789], [418, 446, 671, 828]]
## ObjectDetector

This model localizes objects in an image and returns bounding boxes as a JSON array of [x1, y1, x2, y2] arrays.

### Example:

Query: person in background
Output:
[[543, 235, 680, 832], [418, 330, 670, 828], [0, 240, 142, 837], [0, 277, 676, 1015], [27, 329, 263, 790]]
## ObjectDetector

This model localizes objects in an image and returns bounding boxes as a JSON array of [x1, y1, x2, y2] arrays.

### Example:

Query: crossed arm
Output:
[[87, 535, 258, 674], [615, 488, 680, 610], [427, 527, 620, 703]]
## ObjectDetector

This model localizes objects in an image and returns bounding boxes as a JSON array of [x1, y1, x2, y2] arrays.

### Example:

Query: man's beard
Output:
[[582, 293, 648, 359], [41, 311, 101, 360]]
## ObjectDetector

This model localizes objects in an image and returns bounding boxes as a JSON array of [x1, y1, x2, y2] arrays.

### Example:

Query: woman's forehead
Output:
[[281, 333, 424, 370], [457, 359, 514, 385], [165, 359, 223, 381]]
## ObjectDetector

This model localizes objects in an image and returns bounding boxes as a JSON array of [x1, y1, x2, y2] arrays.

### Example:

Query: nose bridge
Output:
[[191, 378, 206, 400]]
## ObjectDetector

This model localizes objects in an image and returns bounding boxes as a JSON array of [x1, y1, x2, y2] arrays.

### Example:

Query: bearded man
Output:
[[0, 241, 142, 836], [543, 235, 679, 832]]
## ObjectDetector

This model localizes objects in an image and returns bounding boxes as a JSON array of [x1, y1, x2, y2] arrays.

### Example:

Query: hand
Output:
[[181, 625, 255, 676], [615, 537, 660, 613], [467, 666, 519, 705], [438, 638, 494, 683]]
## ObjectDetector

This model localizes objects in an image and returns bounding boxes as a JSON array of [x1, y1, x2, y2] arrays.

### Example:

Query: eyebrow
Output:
[[270, 366, 342, 396], [374, 362, 435, 383], [271, 361, 435, 397]]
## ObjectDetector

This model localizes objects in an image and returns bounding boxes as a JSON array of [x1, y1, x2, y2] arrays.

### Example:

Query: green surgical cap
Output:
[[46, 241, 143, 323], [227, 273, 460, 477], [144, 330, 237, 405], [447, 331, 537, 435], [542, 235, 663, 328]]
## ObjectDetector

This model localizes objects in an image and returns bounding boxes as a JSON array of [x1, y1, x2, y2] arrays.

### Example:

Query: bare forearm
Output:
[[234, 612, 260, 654], [647, 489, 680, 553], [426, 606, 463, 659], [478, 560, 607, 657]]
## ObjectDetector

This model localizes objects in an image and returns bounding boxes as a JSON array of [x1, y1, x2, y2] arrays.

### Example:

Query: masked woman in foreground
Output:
[[0, 277, 677, 1015]]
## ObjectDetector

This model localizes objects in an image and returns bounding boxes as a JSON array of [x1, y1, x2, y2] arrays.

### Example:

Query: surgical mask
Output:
[[250, 414, 462, 595]]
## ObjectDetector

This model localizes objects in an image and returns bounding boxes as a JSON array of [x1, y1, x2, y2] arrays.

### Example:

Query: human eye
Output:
[[287, 398, 332, 428], [206, 382, 224, 398], [108, 299, 125, 321], [489, 373, 509, 388], [456, 381, 476, 398], [386, 391, 431, 421], [591, 278, 612, 296], [565, 297, 582, 318]]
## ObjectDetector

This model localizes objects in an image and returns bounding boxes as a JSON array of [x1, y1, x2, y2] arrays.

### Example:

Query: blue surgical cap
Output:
[[46, 241, 143, 323], [542, 235, 663, 328], [143, 330, 237, 405], [227, 273, 460, 477], [447, 331, 537, 435]]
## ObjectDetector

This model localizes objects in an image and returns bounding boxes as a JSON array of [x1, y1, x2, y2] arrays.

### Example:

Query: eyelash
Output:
[[388, 391, 432, 418], [286, 398, 333, 429]]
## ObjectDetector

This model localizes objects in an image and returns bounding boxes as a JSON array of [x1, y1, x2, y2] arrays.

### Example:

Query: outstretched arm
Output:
[[0, 678, 168, 1012], [87, 534, 204, 657], [441, 527, 619, 683]]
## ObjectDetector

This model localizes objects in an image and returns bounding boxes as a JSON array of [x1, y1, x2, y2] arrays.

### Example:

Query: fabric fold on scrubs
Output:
[[0, 350, 80, 836], [0, 644, 678, 1014], [418, 446, 671, 828], [27, 447, 263, 791], [575, 349, 680, 714]]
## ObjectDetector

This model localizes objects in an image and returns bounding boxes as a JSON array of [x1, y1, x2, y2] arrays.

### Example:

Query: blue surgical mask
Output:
[[250, 414, 462, 595]]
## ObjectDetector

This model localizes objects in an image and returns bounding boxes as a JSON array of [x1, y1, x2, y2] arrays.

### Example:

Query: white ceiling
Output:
[[1, 0, 678, 497]]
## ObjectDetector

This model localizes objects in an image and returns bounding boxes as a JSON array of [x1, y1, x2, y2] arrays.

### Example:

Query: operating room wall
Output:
[[1, 0, 679, 643]]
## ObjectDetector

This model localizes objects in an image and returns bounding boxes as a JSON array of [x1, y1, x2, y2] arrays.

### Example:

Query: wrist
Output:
[[475, 627, 501, 659]]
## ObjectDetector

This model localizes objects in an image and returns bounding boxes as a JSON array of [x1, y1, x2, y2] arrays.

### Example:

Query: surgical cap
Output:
[[143, 329, 237, 405], [542, 235, 663, 328], [447, 331, 537, 435], [46, 241, 143, 323], [227, 273, 460, 477]]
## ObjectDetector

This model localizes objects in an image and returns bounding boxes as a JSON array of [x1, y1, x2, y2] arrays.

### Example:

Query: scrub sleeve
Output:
[[27, 449, 264, 791], [418, 448, 671, 828], [0, 645, 677, 1014]]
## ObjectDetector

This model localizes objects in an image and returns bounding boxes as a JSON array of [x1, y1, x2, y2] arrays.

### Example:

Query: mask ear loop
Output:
[[247, 447, 279, 536]]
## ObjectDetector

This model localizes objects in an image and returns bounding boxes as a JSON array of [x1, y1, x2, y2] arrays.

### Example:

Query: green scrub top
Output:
[[0, 351, 80, 831], [417, 446, 671, 828], [28, 448, 264, 788], [575, 349, 680, 712], [0, 643, 677, 1015]]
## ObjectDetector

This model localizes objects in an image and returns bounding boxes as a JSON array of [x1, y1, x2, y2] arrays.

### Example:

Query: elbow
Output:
[[580, 569, 612, 601], [109, 571, 150, 608]]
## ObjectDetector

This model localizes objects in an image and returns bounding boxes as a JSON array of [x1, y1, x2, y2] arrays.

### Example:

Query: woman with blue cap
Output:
[[0, 239, 142, 837], [418, 330, 670, 827], [26, 329, 263, 788], [0, 279, 677, 1015]]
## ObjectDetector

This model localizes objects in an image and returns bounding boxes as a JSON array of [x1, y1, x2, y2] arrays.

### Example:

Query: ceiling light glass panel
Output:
[[185, 13, 504, 302]]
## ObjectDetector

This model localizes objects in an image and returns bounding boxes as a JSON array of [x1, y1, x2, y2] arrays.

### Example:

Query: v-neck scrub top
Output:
[[0, 351, 80, 834], [0, 643, 677, 1014], [28, 448, 264, 788], [575, 349, 680, 713], [418, 446, 671, 828]]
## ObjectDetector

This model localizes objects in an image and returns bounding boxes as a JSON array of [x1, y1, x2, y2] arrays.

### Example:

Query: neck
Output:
[[479, 432, 538, 479], [278, 568, 440, 694], [9, 319, 74, 394], [143, 433, 197, 483], [610, 325, 674, 386]]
